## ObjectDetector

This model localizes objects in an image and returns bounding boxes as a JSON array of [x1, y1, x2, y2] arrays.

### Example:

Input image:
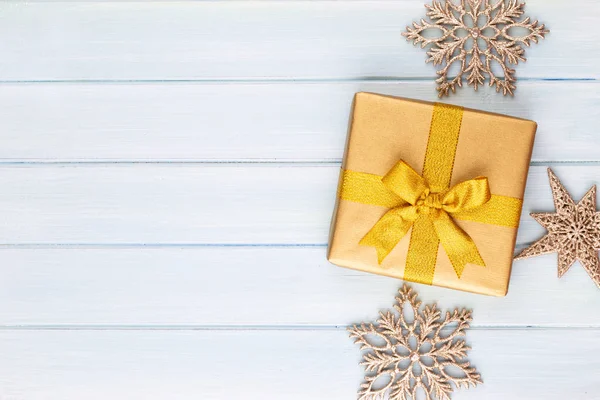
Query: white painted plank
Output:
[[0, 329, 597, 399], [0, 1, 588, 81], [0, 247, 599, 327], [1, 81, 599, 162], [0, 165, 594, 244]]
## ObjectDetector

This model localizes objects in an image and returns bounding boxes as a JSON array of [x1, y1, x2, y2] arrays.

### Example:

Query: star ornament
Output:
[[515, 169, 600, 289], [402, 0, 548, 97]]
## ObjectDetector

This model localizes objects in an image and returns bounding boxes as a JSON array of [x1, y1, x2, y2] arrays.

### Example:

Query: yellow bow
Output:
[[359, 160, 491, 277]]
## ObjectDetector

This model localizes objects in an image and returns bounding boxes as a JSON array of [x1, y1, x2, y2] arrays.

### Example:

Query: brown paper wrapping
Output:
[[327, 93, 537, 296]]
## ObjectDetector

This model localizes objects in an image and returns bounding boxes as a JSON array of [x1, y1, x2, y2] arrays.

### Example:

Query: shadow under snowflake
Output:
[[403, 0, 548, 97], [348, 285, 482, 400]]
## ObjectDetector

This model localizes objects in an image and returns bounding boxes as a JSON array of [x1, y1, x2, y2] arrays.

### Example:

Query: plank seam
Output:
[[0, 325, 598, 331], [0, 77, 595, 85], [0, 243, 539, 250], [0, 161, 598, 167]]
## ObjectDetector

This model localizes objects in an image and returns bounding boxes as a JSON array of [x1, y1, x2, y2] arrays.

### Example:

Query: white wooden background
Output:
[[0, 1, 599, 399]]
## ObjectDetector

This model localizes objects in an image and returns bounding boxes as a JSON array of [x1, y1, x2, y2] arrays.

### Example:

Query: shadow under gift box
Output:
[[327, 93, 537, 297]]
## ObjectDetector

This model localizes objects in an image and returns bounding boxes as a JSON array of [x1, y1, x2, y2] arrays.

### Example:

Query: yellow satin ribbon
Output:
[[359, 160, 489, 277], [338, 103, 523, 285], [340, 169, 523, 228]]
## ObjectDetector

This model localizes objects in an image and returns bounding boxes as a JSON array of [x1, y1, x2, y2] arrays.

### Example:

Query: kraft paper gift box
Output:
[[327, 93, 537, 296]]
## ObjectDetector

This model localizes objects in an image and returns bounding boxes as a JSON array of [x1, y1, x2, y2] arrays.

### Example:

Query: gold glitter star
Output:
[[515, 168, 600, 289]]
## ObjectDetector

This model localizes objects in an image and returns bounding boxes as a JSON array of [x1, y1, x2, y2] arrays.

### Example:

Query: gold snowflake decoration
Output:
[[403, 0, 548, 97], [515, 169, 600, 289], [348, 285, 481, 400]]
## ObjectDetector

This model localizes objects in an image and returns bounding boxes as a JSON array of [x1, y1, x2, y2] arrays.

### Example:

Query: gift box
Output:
[[327, 93, 537, 296]]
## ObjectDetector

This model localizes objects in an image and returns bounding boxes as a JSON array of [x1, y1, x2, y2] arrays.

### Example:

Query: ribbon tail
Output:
[[359, 207, 416, 264], [433, 212, 485, 278]]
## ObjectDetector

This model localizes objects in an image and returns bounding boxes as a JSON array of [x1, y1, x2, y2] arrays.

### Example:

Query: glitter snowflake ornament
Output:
[[515, 169, 600, 289], [403, 0, 548, 97], [348, 285, 481, 400]]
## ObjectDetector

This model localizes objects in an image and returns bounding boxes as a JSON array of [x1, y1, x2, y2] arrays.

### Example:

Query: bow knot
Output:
[[417, 191, 443, 211], [359, 160, 491, 277]]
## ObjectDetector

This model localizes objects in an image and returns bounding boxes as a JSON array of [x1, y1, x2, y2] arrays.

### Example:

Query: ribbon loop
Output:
[[381, 160, 429, 206], [360, 160, 490, 275], [442, 177, 491, 213]]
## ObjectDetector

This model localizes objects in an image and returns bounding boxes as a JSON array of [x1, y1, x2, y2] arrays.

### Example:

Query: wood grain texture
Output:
[[0, 248, 598, 327], [0, 1, 599, 398], [0, 165, 593, 245], [1, 81, 598, 162], [0, 1, 592, 81], [0, 329, 598, 399]]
